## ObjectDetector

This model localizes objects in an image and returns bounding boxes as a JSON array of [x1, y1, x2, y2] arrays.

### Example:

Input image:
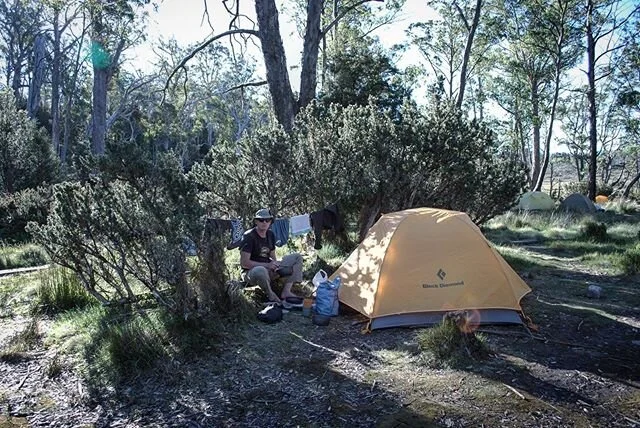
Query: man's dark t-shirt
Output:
[[240, 228, 275, 264]]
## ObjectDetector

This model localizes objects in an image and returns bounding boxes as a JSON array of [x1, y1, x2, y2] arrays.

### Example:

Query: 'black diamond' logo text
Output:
[[437, 269, 446, 280]]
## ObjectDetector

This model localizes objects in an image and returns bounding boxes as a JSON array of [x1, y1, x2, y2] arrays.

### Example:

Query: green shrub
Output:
[[35, 267, 96, 314], [581, 221, 608, 242], [617, 244, 640, 275], [0, 90, 59, 194], [417, 312, 488, 368], [0, 186, 52, 243], [28, 151, 206, 318]]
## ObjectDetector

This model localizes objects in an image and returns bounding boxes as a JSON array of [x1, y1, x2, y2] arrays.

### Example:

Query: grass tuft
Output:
[[34, 267, 96, 314], [580, 221, 608, 242], [616, 244, 640, 276], [47, 305, 225, 387], [417, 312, 488, 368], [0, 243, 48, 270]]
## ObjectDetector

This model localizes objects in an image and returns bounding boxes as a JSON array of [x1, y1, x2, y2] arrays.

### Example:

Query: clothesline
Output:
[[206, 203, 344, 251]]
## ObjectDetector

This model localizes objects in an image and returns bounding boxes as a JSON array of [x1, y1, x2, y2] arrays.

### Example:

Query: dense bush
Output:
[[28, 149, 206, 317], [0, 186, 52, 243], [0, 90, 58, 194], [193, 102, 527, 240]]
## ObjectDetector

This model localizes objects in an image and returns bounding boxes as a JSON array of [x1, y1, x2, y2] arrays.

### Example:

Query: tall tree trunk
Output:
[[92, 66, 108, 155], [531, 79, 541, 189], [456, 0, 482, 110], [298, 0, 323, 109], [255, 0, 297, 131], [27, 33, 45, 118], [586, 0, 598, 200], [623, 169, 640, 198], [51, 9, 62, 156]]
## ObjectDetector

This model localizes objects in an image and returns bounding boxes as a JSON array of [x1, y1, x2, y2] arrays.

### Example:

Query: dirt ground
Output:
[[1, 243, 639, 427]]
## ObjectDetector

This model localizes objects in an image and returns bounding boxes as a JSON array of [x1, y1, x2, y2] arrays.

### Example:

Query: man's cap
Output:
[[254, 208, 273, 219]]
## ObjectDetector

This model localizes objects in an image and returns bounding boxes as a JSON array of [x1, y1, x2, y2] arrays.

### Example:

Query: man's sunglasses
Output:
[[256, 218, 271, 223]]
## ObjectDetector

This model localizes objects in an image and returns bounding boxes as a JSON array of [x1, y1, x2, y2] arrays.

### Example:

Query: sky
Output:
[[129, 0, 436, 92]]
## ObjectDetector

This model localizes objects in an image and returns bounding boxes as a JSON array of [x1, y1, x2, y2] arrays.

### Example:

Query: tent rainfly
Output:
[[517, 191, 555, 211], [332, 208, 531, 330], [560, 193, 597, 214]]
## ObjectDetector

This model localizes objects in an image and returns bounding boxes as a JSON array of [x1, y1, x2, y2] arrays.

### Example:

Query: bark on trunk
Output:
[[298, 0, 323, 109], [586, 0, 598, 200], [456, 0, 482, 110], [531, 79, 541, 189], [92, 66, 108, 155], [623, 170, 640, 198], [27, 33, 45, 119], [51, 10, 61, 156], [255, 0, 297, 131]]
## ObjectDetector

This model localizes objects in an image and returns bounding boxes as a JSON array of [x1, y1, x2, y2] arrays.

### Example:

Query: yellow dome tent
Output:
[[332, 208, 531, 330], [517, 191, 555, 211]]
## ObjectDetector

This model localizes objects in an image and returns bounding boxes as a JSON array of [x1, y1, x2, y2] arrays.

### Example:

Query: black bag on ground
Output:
[[257, 304, 283, 323]]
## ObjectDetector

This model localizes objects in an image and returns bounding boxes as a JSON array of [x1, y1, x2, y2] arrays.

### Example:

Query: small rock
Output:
[[587, 285, 602, 299]]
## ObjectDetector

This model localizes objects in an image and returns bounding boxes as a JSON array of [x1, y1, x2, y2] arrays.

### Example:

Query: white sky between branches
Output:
[[128, 0, 436, 95]]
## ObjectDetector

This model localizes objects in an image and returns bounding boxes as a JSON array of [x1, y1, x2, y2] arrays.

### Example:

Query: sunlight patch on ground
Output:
[[537, 297, 640, 329]]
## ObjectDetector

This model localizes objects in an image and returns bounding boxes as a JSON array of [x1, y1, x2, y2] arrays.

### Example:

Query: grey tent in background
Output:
[[560, 193, 597, 214]]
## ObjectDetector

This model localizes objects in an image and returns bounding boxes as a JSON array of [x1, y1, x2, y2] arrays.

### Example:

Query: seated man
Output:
[[240, 208, 303, 303]]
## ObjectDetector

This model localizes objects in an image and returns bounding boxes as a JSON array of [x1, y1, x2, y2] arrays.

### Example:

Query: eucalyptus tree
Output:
[[488, 0, 582, 191], [407, 0, 492, 112], [149, 37, 263, 167], [583, 0, 640, 199], [167, 0, 395, 131], [558, 90, 589, 180], [614, 16, 640, 197], [0, 0, 43, 103], [319, 27, 413, 113], [87, 0, 149, 155]]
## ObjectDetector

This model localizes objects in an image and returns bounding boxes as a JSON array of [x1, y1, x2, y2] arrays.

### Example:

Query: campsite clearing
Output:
[[0, 212, 639, 427]]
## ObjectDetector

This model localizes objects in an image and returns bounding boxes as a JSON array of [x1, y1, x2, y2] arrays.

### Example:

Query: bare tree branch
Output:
[[321, 0, 383, 36], [201, 0, 216, 33], [162, 28, 259, 98], [222, 80, 268, 94]]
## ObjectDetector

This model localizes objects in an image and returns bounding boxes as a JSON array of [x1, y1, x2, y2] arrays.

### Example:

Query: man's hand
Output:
[[267, 260, 280, 271]]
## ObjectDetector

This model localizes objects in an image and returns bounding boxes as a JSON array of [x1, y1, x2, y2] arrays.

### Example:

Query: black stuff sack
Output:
[[257, 304, 283, 324]]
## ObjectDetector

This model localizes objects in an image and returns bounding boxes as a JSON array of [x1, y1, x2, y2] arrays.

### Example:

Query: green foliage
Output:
[[617, 244, 640, 276], [0, 90, 58, 194], [28, 148, 205, 316], [417, 313, 488, 368], [0, 186, 52, 243], [190, 124, 297, 218], [192, 102, 526, 239], [292, 102, 527, 226], [35, 267, 96, 314], [320, 32, 412, 112], [580, 221, 608, 242], [0, 243, 48, 270]]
